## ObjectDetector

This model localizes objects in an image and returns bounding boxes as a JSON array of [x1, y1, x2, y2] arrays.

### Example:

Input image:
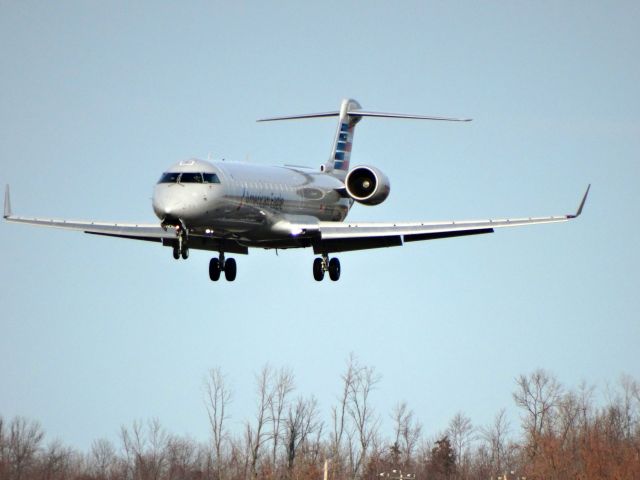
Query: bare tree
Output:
[[479, 408, 510, 474], [447, 412, 474, 464], [513, 369, 562, 456], [269, 367, 295, 468], [618, 374, 640, 440], [391, 401, 422, 466], [284, 395, 320, 471], [0, 368, 638, 480], [331, 355, 356, 474], [165, 435, 201, 480], [120, 418, 169, 480], [89, 438, 118, 479], [39, 439, 76, 480], [120, 420, 142, 480], [576, 380, 595, 432], [205, 367, 232, 479], [0, 417, 6, 479], [7, 416, 44, 480], [246, 364, 275, 480], [345, 354, 381, 479]]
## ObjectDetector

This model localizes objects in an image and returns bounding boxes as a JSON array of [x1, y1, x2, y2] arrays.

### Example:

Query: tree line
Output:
[[1, 356, 639, 480]]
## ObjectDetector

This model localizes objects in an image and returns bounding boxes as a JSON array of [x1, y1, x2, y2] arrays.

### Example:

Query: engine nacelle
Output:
[[345, 165, 391, 205]]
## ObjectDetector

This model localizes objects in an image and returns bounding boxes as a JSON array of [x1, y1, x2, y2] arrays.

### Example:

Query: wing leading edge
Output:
[[4, 184, 589, 255], [3, 185, 250, 254], [3, 184, 171, 241], [4, 212, 172, 242], [304, 185, 591, 254]]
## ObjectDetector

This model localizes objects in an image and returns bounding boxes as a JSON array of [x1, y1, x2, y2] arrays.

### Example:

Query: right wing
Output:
[[4, 184, 172, 242], [3, 185, 249, 254], [5, 215, 172, 242]]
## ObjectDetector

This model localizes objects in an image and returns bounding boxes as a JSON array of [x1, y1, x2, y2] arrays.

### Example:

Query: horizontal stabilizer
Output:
[[349, 111, 471, 122], [257, 110, 471, 122], [257, 111, 340, 122]]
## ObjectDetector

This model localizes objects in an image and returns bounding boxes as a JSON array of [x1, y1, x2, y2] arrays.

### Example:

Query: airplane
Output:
[[3, 98, 589, 282]]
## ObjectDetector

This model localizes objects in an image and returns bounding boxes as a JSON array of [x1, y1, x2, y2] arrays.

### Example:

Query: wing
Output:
[[3, 186, 170, 241], [305, 186, 590, 254], [3, 186, 249, 254], [4, 184, 589, 255]]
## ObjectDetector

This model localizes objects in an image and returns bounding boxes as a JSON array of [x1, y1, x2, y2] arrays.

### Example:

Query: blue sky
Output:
[[1, 1, 638, 448]]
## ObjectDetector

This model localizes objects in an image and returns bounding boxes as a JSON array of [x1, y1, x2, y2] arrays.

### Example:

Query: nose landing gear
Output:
[[171, 221, 189, 260], [172, 243, 189, 259], [313, 254, 341, 281], [209, 252, 237, 282]]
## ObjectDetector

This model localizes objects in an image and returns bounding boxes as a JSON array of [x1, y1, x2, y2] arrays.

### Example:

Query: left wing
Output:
[[305, 186, 590, 254]]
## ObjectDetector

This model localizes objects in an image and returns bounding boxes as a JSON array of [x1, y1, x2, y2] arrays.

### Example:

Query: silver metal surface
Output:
[[3, 98, 588, 272]]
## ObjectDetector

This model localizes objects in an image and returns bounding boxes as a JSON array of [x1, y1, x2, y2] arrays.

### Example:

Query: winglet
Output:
[[4, 185, 12, 219], [569, 184, 590, 218]]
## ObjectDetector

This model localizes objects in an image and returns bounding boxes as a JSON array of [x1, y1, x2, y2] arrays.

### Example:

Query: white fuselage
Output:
[[152, 158, 353, 242]]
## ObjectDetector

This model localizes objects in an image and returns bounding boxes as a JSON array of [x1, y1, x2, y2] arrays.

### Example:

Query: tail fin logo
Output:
[[333, 122, 355, 171], [329, 99, 361, 172]]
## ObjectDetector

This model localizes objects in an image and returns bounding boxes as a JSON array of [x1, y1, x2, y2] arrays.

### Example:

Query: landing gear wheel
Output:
[[328, 257, 341, 281], [209, 258, 221, 281], [224, 258, 237, 281], [313, 258, 325, 281], [181, 247, 189, 260], [172, 246, 180, 260]]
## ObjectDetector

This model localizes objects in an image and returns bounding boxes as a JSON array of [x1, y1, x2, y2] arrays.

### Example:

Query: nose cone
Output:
[[153, 180, 221, 226], [153, 201, 176, 219], [153, 187, 184, 222]]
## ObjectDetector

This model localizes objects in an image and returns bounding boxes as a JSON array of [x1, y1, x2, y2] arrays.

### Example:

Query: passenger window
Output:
[[203, 173, 221, 184], [158, 172, 180, 183]]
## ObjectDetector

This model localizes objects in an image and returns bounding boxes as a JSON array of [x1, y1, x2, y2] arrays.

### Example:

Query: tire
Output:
[[172, 246, 180, 260], [209, 258, 221, 281], [313, 258, 324, 281], [181, 247, 189, 260], [328, 257, 341, 281], [224, 258, 237, 281]]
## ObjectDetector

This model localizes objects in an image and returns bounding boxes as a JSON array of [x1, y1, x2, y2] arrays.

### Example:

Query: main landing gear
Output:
[[209, 252, 237, 282], [167, 223, 236, 282], [313, 254, 340, 281]]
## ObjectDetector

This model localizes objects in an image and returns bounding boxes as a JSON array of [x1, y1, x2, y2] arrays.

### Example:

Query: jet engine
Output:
[[344, 166, 391, 205]]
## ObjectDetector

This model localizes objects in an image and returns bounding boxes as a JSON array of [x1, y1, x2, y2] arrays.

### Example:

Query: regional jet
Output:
[[3, 99, 589, 282]]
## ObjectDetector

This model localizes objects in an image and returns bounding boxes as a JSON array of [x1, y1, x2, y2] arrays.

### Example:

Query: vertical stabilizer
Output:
[[325, 98, 362, 174]]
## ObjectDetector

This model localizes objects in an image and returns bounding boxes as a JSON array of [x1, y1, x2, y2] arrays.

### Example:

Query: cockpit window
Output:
[[203, 173, 221, 183], [158, 172, 180, 183], [158, 172, 220, 184], [180, 172, 203, 183]]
